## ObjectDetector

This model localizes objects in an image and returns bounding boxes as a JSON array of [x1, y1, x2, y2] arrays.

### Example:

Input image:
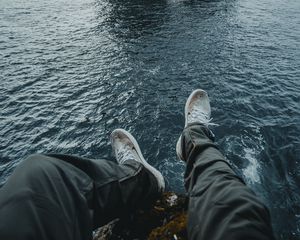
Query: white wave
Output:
[[242, 147, 261, 184]]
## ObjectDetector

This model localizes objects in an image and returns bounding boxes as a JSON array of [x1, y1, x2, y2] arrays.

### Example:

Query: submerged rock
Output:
[[93, 192, 188, 240]]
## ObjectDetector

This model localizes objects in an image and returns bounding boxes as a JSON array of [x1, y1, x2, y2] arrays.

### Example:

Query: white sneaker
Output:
[[110, 129, 165, 192], [176, 89, 215, 160]]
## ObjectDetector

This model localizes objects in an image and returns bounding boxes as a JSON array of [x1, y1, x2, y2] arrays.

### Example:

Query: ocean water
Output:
[[0, 0, 299, 238]]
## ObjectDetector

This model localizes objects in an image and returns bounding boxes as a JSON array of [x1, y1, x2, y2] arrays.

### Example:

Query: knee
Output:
[[24, 153, 49, 163], [2, 154, 60, 196], [18, 154, 58, 179], [23, 153, 59, 167]]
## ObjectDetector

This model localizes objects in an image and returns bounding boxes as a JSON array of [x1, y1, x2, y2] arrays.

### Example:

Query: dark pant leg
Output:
[[179, 124, 275, 240], [0, 154, 159, 240]]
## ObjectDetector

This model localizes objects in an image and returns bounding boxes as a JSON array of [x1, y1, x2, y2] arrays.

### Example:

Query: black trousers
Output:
[[0, 124, 275, 240], [180, 124, 275, 240]]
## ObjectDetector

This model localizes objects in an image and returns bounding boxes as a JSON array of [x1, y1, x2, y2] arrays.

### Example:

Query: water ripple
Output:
[[1, 0, 299, 238]]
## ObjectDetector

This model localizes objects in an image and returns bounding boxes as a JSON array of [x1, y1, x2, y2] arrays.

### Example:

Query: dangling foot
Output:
[[110, 128, 165, 192], [176, 89, 215, 160]]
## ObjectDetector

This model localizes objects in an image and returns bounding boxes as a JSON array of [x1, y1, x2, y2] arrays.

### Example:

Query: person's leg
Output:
[[177, 90, 275, 240], [0, 131, 164, 240]]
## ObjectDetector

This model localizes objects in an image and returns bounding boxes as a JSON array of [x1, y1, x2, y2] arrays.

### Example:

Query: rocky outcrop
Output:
[[93, 192, 188, 240]]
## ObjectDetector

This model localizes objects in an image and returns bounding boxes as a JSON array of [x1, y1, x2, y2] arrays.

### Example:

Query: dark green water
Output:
[[1, 0, 300, 238]]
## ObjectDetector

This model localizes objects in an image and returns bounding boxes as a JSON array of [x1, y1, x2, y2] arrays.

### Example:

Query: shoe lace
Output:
[[116, 144, 136, 164], [188, 109, 218, 126]]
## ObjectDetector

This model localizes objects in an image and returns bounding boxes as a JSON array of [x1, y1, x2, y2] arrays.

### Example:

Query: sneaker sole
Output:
[[176, 135, 183, 160], [111, 129, 165, 191]]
